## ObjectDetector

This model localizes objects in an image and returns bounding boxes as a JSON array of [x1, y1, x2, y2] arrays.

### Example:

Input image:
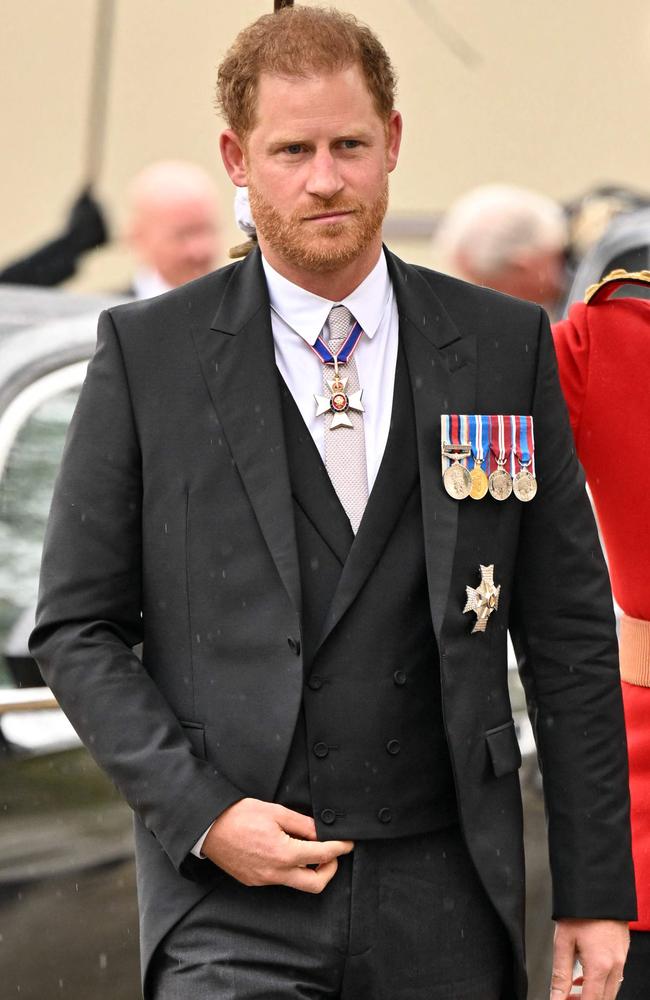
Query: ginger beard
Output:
[[247, 180, 389, 273]]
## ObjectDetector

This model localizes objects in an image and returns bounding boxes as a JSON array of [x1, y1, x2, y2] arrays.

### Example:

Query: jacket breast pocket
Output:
[[180, 720, 207, 761], [485, 720, 522, 777]]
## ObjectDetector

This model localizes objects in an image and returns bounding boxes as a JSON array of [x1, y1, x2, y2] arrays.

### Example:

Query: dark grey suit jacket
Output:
[[30, 248, 636, 998]]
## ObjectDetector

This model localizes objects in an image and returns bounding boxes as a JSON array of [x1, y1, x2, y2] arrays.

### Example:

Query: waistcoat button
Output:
[[307, 675, 323, 691], [393, 670, 407, 686], [320, 808, 336, 825], [287, 636, 301, 655], [378, 807, 392, 824], [386, 739, 401, 755], [313, 741, 329, 759]]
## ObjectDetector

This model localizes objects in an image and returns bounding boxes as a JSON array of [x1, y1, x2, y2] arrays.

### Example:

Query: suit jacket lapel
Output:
[[386, 252, 477, 643], [189, 250, 301, 614]]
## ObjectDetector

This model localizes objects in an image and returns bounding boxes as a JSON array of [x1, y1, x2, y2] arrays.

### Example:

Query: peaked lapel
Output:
[[387, 251, 477, 644], [189, 250, 301, 614], [316, 343, 418, 650]]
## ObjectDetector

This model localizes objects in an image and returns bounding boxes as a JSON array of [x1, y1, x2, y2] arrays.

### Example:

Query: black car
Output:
[[0, 286, 140, 1000]]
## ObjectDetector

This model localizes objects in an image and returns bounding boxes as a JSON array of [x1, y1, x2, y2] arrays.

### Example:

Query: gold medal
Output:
[[443, 461, 472, 500], [488, 466, 512, 501], [513, 468, 537, 502], [469, 463, 489, 500]]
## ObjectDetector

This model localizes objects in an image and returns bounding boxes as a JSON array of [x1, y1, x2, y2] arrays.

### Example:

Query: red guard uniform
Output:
[[553, 271, 650, 932]]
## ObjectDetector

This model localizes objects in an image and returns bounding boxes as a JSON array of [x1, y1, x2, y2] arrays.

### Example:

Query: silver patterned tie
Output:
[[322, 305, 369, 533]]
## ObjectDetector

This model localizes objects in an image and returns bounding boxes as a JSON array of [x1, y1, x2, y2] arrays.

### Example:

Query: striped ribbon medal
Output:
[[468, 414, 489, 500], [512, 415, 537, 502], [441, 414, 472, 499], [488, 414, 513, 500], [312, 320, 365, 429]]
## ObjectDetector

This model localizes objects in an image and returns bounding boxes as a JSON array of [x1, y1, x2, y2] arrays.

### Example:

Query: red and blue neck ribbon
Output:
[[310, 319, 364, 365]]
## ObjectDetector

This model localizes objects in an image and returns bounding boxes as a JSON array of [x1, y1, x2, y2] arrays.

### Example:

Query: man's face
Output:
[[224, 65, 401, 279], [136, 194, 222, 288]]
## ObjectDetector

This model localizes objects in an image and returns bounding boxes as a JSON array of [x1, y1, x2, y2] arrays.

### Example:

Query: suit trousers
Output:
[[149, 824, 511, 1000]]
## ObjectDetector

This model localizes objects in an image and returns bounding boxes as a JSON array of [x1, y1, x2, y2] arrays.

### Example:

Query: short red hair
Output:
[[216, 6, 397, 139]]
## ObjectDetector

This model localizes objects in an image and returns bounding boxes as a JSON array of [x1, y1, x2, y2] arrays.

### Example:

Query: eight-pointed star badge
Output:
[[463, 564, 501, 634]]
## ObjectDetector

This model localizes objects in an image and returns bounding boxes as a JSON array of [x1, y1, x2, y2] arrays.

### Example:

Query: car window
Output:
[[0, 385, 81, 685]]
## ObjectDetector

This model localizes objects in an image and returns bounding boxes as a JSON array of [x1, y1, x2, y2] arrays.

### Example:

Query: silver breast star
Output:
[[314, 373, 365, 429], [463, 564, 501, 634]]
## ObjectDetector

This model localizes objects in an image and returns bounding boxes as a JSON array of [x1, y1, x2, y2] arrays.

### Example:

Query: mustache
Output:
[[300, 201, 362, 219]]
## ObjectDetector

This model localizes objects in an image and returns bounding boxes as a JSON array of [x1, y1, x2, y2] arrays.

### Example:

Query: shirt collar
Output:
[[262, 250, 391, 346], [132, 267, 172, 300]]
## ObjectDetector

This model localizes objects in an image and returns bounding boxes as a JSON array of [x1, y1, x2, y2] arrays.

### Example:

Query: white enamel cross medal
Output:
[[314, 362, 365, 429]]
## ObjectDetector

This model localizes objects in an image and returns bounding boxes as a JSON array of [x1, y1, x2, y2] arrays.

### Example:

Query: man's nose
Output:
[[305, 151, 344, 201]]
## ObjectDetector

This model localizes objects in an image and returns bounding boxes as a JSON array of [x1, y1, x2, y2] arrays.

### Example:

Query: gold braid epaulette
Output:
[[584, 268, 650, 304]]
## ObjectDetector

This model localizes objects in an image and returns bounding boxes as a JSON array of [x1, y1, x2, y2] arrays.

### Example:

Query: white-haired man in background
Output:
[[432, 184, 568, 317], [125, 160, 224, 298]]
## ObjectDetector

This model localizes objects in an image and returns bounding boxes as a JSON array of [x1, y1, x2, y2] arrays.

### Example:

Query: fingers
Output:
[[274, 805, 318, 841], [586, 963, 625, 1000], [604, 966, 626, 1000], [292, 837, 355, 867], [552, 920, 629, 1000], [550, 925, 577, 999], [284, 857, 340, 894]]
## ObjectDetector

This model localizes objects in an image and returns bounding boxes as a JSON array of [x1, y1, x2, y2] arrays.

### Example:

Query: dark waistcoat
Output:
[[276, 343, 457, 841]]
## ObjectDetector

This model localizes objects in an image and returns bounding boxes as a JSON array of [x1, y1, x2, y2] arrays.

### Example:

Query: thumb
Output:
[[274, 805, 318, 840], [550, 925, 576, 999]]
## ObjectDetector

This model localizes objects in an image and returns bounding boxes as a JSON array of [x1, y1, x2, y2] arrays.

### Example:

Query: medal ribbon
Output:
[[450, 414, 469, 465], [469, 414, 488, 470], [488, 414, 516, 475], [513, 415, 536, 476], [310, 320, 364, 366]]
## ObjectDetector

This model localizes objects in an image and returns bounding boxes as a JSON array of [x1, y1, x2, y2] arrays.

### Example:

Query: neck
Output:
[[259, 238, 382, 300]]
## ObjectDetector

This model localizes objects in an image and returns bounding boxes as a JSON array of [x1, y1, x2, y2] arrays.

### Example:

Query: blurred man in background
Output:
[[432, 183, 568, 317], [124, 160, 224, 298]]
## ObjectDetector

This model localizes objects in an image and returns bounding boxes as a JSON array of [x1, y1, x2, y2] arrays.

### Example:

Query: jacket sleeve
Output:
[[29, 309, 243, 878], [509, 309, 636, 921]]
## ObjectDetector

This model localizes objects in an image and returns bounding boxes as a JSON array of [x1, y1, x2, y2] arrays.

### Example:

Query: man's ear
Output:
[[220, 129, 248, 186], [386, 110, 403, 174]]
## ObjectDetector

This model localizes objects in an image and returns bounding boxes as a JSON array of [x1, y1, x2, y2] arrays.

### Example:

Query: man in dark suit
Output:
[[31, 7, 635, 1000]]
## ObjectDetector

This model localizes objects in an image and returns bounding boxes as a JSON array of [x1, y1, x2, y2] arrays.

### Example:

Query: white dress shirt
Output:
[[132, 267, 172, 300], [264, 249, 399, 492], [192, 248, 400, 858]]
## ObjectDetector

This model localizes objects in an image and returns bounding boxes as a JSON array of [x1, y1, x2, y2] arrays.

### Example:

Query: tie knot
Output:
[[326, 304, 353, 343]]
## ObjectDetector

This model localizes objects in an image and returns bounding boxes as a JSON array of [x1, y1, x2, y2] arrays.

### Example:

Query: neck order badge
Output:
[[313, 308, 366, 430]]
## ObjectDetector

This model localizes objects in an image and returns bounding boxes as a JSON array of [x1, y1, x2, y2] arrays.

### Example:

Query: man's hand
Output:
[[550, 919, 629, 1000], [201, 798, 354, 893]]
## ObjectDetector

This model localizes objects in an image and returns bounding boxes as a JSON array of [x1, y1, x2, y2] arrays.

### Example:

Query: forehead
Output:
[[252, 64, 381, 136]]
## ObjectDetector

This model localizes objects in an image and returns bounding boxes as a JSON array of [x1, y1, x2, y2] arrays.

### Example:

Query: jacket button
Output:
[[386, 739, 401, 755], [320, 808, 336, 825], [287, 636, 301, 655], [378, 807, 392, 824], [393, 670, 406, 686], [313, 741, 329, 759], [307, 675, 323, 691]]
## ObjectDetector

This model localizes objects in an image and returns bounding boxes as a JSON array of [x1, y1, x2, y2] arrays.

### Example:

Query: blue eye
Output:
[[285, 144, 303, 154], [342, 140, 360, 149]]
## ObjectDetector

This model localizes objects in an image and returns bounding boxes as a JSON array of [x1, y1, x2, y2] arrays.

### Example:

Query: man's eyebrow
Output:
[[267, 129, 375, 149]]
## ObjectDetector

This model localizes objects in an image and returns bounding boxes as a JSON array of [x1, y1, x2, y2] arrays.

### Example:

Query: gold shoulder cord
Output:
[[584, 268, 650, 304]]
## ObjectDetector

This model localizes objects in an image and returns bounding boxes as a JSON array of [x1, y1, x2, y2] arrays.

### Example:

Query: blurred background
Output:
[[2, 0, 650, 290]]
